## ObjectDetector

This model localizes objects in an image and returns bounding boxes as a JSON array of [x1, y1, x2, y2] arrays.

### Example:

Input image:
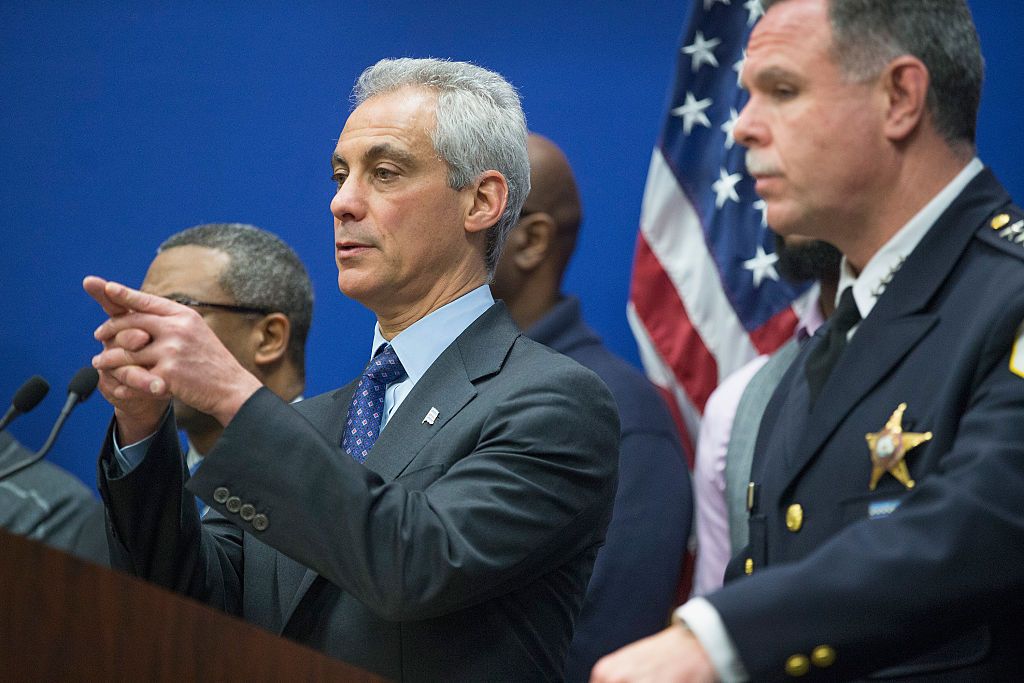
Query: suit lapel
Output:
[[365, 302, 518, 481], [279, 302, 520, 632], [781, 169, 1010, 482]]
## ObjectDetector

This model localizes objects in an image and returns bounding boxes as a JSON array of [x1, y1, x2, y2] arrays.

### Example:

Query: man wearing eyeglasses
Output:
[[141, 224, 312, 485]]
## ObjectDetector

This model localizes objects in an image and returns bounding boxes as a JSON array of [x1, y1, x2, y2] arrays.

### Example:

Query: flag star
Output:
[[704, 0, 731, 10], [671, 92, 714, 135], [712, 167, 743, 208], [721, 108, 740, 149], [682, 31, 721, 72], [753, 199, 768, 227], [733, 51, 747, 86], [743, 244, 780, 287], [744, 0, 765, 25]]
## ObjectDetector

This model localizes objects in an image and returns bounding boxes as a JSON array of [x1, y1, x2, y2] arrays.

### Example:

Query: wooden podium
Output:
[[0, 529, 385, 681]]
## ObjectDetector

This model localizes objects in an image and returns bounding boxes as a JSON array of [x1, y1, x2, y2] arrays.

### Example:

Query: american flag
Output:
[[627, 0, 812, 462]]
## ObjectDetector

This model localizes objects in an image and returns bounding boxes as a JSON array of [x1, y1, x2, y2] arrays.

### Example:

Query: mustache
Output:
[[745, 152, 779, 176]]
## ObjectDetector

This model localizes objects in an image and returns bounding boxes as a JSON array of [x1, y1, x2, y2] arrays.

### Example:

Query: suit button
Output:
[[811, 645, 836, 668], [785, 654, 810, 677], [213, 487, 230, 504], [239, 504, 256, 521], [744, 558, 754, 575], [786, 503, 804, 532], [226, 496, 242, 513], [252, 513, 269, 531]]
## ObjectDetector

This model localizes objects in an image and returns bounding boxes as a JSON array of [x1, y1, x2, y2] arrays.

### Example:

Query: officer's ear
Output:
[[881, 55, 929, 142]]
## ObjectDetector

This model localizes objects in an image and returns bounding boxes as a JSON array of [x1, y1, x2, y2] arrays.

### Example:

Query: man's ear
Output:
[[465, 170, 509, 234], [509, 213, 555, 272], [252, 313, 290, 367], [882, 55, 929, 142]]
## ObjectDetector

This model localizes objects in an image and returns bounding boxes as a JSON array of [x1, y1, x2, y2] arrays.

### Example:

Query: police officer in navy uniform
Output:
[[592, 0, 1024, 681]]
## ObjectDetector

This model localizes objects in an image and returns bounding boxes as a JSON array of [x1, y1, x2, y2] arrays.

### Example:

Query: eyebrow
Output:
[[747, 65, 803, 89], [332, 143, 419, 170]]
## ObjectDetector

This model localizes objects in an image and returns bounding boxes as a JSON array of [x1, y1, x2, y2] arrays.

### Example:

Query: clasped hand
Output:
[[83, 276, 262, 443]]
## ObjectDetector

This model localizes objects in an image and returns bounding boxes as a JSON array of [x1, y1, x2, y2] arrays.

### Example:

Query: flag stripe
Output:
[[639, 148, 759, 383], [630, 232, 719, 413], [627, 300, 702, 461]]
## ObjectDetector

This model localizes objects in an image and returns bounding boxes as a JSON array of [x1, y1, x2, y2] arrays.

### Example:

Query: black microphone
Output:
[[0, 367, 99, 481], [0, 375, 50, 431]]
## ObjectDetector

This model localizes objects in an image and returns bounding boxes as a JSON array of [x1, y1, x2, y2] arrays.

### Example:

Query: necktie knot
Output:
[[805, 288, 861, 406], [831, 288, 861, 331], [343, 344, 407, 463]]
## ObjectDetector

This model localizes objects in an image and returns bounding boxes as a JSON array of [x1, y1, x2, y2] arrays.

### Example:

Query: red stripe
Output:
[[749, 304, 799, 355], [630, 233, 719, 413]]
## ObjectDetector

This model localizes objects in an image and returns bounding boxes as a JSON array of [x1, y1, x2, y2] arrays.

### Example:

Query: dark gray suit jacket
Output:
[[99, 303, 619, 681]]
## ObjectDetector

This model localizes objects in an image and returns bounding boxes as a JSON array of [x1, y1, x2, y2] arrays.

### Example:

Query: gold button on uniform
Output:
[[786, 503, 804, 532], [811, 645, 836, 668], [744, 558, 754, 575], [785, 654, 810, 677], [226, 496, 242, 513]]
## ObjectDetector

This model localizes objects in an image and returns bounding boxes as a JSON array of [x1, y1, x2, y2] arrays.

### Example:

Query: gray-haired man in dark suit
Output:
[[85, 58, 618, 681]]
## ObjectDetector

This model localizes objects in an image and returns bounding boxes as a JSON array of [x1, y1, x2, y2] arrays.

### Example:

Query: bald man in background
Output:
[[491, 133, 692, 682]]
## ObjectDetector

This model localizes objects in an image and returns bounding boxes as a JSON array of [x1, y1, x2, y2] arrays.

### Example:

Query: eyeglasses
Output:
[[166, 296, 275, 316]]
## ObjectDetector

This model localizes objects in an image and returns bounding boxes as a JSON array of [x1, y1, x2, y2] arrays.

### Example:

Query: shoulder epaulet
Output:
[[976, 205, 1024, 261]]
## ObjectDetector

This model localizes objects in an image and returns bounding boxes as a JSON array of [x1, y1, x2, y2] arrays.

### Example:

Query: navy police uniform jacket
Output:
[[711, 168, 1024, 681]]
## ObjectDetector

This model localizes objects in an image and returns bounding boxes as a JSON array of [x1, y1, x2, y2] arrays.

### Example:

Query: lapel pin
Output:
[[865, 403, 932, 491], [423, 407, 439, 425]]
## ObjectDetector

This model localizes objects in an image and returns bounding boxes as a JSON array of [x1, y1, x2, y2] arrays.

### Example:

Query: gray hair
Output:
[[352, 58, 531, 278], [159, 223, 314, 375], [763, 0, 983, 146]]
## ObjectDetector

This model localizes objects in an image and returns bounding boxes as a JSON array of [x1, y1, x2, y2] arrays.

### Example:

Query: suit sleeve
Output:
[[188, 360, 619, 621], [98, 410, 244, 614]]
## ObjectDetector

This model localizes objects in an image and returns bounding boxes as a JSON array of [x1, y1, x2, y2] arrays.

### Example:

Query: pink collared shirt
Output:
[[691, 290, 825, 596]]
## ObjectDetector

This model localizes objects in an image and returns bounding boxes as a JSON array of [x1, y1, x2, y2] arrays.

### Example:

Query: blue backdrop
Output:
[[2, 1, 1021, 493]]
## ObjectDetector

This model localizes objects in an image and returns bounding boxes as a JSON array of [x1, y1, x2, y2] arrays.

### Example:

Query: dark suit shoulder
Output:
[[564, 342, 678, 441], [505, 333, 616, 402]]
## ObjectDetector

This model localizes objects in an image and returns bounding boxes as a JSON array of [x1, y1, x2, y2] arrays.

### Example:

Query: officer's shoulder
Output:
[[975, 205, 1024, 261]]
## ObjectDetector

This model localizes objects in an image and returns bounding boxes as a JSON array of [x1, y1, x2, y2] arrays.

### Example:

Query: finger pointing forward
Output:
[[98, 280, 184, 315]]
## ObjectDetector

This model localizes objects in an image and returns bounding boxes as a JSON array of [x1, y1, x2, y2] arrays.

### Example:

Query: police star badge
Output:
[[865, 403, 932, 490]]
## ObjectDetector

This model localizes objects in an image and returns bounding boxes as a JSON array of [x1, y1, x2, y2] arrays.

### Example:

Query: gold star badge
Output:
[[865, 403, 932, 490]]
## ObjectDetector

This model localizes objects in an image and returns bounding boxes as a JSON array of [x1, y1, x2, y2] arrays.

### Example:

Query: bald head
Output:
[[490, 134, 585, 330], [525, 134, 582, 263]]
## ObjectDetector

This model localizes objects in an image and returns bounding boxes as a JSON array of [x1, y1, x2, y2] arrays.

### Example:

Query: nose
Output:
[[733, 97, 766, 150], [330, 176, 366, 223]]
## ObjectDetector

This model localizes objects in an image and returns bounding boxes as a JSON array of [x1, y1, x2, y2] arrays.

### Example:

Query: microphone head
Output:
[[12, 375, 49, 413], [68, 366, 100, 403]]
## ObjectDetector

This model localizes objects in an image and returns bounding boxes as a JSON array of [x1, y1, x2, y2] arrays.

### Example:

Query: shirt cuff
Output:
[[111, 429, 158, 474], [674, 597, 749, 683]]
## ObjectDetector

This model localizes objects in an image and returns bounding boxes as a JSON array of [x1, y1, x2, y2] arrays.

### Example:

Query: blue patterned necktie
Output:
[[343, 344, 407, 463]]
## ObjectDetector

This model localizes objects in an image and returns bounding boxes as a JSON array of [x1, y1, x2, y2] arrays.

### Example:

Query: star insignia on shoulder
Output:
[[865, 403, 932, 490]]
